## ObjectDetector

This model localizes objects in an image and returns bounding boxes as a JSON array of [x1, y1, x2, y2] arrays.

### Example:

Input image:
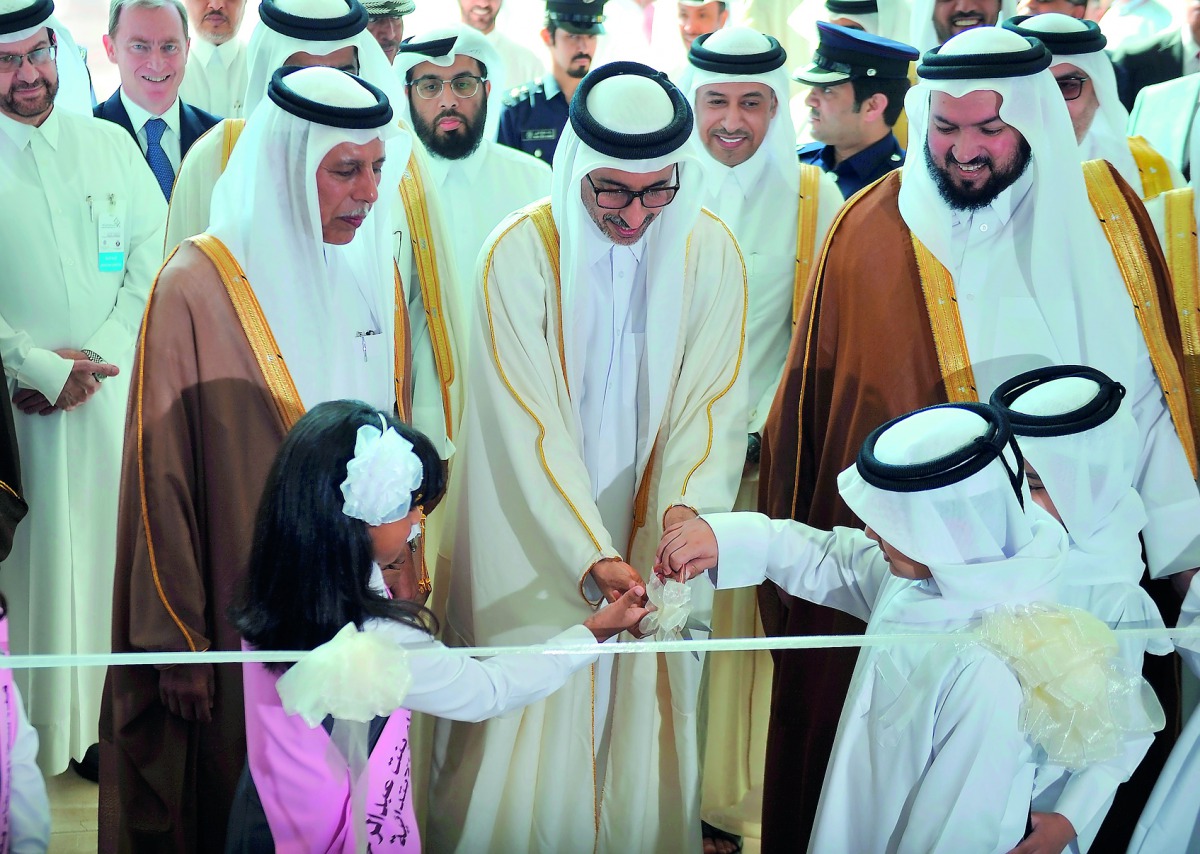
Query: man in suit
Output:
[[1113, 0, 1200, 109], [1129, 72, 1200, 180], [96, 0, 220, 201]]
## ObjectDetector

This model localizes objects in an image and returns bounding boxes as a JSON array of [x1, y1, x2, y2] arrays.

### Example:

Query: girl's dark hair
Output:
[[232, 400, 446, 670]]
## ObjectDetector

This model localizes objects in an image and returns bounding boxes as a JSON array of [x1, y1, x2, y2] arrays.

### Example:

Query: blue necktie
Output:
[[144, 117, 174, 201]]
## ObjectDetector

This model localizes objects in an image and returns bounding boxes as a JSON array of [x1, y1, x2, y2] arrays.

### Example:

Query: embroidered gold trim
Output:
[[1083, 160, 1198, 476], [788, 174, 890, 518], [393, 262, 412, 422], [681, 210, 748, 497], [136, 246, 201, 652], [794, 164, 822, 324], [0, 481, 17, 501], [190, 234, 306, 430], [481, 214, 605, 555], [910, 235, 977, 402], [399, 156, 455, 439], [1128, 135, 1173, 201], [220, 118, 245, 172], [1164, 187, 1200, 461], [527, 199, 569, 395], [627, 439, 659, 558]]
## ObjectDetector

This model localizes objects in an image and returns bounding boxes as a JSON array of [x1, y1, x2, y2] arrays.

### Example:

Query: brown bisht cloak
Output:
[[757, 164, 1191, 851], [99, 239, 412, 853]]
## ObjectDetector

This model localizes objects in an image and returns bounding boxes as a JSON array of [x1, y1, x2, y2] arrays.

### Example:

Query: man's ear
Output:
[[861, 92, 889, 124], [102, 33, 118, 65], [541, 27, 553, 48]]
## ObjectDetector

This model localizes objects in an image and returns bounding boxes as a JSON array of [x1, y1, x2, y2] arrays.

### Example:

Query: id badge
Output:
[[96, 194, 125, 273]]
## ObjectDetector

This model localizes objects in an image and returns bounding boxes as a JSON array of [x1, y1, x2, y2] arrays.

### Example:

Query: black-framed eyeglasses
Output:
[[585, 172, 680, 210], [409, 74, 486, 100], [0, 43, 56, 73], [1055, 75, 1089, 102]]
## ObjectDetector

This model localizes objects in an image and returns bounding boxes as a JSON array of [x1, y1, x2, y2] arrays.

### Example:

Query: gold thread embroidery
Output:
[[190, 234, 306, 429], [0, 481, 18, 501], [394, 262, 412, 422], [1164, 187, 1200, 461], [910, 235, 977, 402], [220, 118, 245, 172], [1128, 135, 1173, 201], [1083, 160, 1198, 476], [794, 164, 822, 324], [526, 200, 569, 395], [681, 210, 748, 497], [399, 156, 456, 439], [481, 215, 605, 554]]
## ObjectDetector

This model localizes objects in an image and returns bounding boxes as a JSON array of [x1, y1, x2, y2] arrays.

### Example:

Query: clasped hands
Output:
[[12, 348, 119, 415]]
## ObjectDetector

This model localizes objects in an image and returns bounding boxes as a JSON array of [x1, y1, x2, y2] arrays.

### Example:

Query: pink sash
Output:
[[242, 650, 419, 852], [0, 617, 15, 854]]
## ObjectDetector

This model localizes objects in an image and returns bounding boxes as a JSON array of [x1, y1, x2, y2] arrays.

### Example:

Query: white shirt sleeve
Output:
[[364, 619, 600, 723], [8, 684, 49, 854], [702, 512, 890, 623]]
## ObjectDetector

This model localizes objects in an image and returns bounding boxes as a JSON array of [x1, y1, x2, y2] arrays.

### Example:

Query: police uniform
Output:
[[498, 75, 569, 164], [495, 0, 606, 167], [794, 22, 918, 199]]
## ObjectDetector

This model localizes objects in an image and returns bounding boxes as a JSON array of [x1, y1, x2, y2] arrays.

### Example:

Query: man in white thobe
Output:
[[428, 61, 747, 854], [178, 0, 249, 117], [678, 26, 842, 848], [459, 0, 546, 92], [0, 0, 166, 775], [1006, 12, 1182, 199], [395, 26, 551, 315], [909, 0, 1015, 51]]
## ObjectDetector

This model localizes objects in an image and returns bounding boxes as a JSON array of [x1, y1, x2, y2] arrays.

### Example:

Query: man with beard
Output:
[[909, 0, 1015, 51], [1006, 13, 1182, 200], [0, 0, 167, 781], [397, 27, 551, 310], [364, 0, 413, 63], [757, 24, 1200, 850], [458, 0, 545, 93], [428, 60, 746, 854], [797, 22, 918, 199], [498, 0, 606, 166], [178, 0, 249, 117]]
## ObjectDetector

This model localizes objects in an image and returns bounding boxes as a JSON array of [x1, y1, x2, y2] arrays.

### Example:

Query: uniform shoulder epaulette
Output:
[[502, 80, 545, 108]]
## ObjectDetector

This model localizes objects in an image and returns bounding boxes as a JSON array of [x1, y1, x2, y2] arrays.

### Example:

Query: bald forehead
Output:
[[696, 81, 775, 100]]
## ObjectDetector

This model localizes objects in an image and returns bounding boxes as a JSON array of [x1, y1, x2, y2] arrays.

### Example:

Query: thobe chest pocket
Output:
[[863, 650, 925, 750], [354, 329, 387, 366]]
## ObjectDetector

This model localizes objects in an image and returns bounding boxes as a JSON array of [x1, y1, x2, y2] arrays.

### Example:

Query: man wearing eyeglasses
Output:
[[428, 60, 746, 854], [0, 0, 167, 790], [1005, 14, 1181, 201], [396, 26, 551, 314]]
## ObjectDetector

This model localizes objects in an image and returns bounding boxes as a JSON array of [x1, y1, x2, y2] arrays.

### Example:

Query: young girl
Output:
[[226, 400, 649, 852], [991, 365, 1170, 853]]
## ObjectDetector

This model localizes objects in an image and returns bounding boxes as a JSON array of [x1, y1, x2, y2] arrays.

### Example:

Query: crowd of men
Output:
[[2, 0, 1200, 851]]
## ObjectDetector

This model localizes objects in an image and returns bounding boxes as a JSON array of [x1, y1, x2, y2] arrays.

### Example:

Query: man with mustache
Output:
[[498, 0, 607, 166], [179, 0, 248, 117], [363, 0, 413, 63], [428, 60, 746, 854], [103, 64, 413, 853], [910, 0, 1014, 51], [758, 25, 1200, 851], [397, 27, 551, 312], [96, 0, 221, 202], [0, 0, 167, 788], [797, 22, 918, 199], [458, 0, 546, 93]]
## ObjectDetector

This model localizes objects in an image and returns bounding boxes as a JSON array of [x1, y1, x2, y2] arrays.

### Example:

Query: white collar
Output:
[[424, 137, 491, 187], [0, 106, 45, 150], [119, 90, 182, 136], [949, 161, 1034, 229], [190, 35, 243, 68], [582, 209, 650, 269]]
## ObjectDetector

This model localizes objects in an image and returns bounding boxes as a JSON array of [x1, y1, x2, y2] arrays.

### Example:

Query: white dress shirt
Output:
[[119, 90, 182, 172], [179, 36, 248, 119]]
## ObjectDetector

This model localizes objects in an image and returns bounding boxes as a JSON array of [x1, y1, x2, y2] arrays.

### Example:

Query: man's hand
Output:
[[158, 663, 215, 723], [1007, 812, 1076, 854], [584, 585, 651, 641], [12, 389, 58, 416], [52, 348, 119, 410], [655, 518, 718, 583], [382, 540, 429, 606], [663, 505, 698, 532], [588, 558, 644, 604]]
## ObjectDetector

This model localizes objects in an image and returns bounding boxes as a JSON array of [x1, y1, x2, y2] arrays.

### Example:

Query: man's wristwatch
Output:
[[746, 432, 762, 466], [81, 349, 106, 383]]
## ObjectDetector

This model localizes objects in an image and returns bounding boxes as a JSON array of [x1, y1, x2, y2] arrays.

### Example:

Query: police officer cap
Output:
[[546, 0, 607, 35], [362, 0, 415, 16], [794, 21, 918, 85]]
